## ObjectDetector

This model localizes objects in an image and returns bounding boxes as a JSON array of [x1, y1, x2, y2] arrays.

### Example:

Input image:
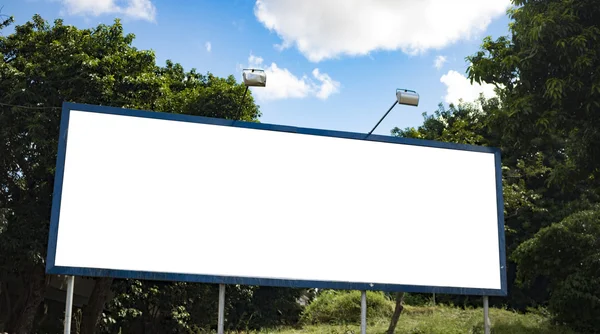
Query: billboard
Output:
[[47, 102, 506, 296]]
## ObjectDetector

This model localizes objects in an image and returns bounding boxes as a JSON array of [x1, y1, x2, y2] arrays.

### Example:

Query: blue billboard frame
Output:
[[46, 102, 507, 296]]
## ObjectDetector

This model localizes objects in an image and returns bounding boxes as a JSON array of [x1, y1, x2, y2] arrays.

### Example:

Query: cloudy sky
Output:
[[4, 0, 510, 135]]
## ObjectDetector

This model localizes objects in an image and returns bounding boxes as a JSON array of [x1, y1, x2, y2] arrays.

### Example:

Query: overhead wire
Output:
[[0, 102, 61, 110]]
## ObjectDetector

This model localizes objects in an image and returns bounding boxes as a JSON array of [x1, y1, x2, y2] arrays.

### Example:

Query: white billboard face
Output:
[[47, 103, 506, 296]]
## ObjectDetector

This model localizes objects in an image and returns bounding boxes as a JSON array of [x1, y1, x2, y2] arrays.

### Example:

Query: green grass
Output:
[[230, 305, 577, 334]]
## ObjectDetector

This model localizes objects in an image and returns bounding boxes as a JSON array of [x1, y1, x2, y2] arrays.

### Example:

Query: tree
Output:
[[101, 281, 305, 333], [466, 0, 600, 311], [0, 15, 260, 333], [387, 0, 600, 328], [385, 292, 405, 334], [467, 0, 600, 186], [388, 99, 559, 320], [512, 207, 600, 332], [153, 59, 261, 121]]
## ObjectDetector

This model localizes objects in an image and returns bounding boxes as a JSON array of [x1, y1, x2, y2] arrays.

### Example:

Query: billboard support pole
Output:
[[361, 290, 367, 334], [483, 296, 491, 334], [63, 275, 75, 334], [218, 284, 226, 334]]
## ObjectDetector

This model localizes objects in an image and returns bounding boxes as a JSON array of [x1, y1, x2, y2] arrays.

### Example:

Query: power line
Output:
[[0, 102, 60, 110]]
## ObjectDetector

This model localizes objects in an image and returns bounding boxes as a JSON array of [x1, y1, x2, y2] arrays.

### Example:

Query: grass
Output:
[[228, 305, 577, 334]]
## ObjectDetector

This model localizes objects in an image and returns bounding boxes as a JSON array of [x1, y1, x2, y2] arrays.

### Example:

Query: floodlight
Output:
[[242, 68, 267, 87], [237, 69, 267, 120], [396, 89, 419, 106]]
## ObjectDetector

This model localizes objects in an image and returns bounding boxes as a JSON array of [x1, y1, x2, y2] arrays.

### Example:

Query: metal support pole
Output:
[[361, 290, 367, 334], [483, 296, 491, 334], [236, 86, 249, 121], [366, 100, 398, 137], [218, 284, 226, 334], [64, 275, 75, 334]]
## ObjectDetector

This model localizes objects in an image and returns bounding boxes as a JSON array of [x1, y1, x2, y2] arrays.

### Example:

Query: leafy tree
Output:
[[153, 59, 261, 121], [467, 0, 600, 186], [391, 99, 492, 146], [389, 99, 561, 312], [390, 2, 600, 315], [465, 0, 600, 312], [101, 281, 305, 333], [512, 207, 600, 332], [0, 15, 259, 333]]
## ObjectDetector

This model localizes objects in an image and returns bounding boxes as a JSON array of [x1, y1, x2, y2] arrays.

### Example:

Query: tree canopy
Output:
[[388, 0, 600, 330], [0, 15, 269, 334], [467, 0, 600, 185]]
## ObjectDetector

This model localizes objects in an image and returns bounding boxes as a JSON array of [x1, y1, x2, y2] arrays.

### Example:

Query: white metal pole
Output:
[[218, 284, 226, 334], [64, 275, 75, 334], [361, 290, 367, 334], [483, 296, 491, 334]]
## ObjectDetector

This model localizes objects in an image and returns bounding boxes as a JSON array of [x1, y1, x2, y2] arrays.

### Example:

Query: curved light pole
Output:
[[367, 89, 419, 136]]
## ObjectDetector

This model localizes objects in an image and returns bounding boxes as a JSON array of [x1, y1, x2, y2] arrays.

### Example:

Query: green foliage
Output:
[[550, 261, 600, 334], [467, 0, 600, 184], [513, 207, 600, 332], [402, 293, 433, 306], [249, 305, 577, 334], [101, 281, 305, 333], [245, 286, 306, 329], [301, 290, 393, 325], [400, 1, 600, 318], [0, 15, 262, 333], [153, 60, 261, 121], [391, 99, 549, 308], [391, 100, 490, 146]]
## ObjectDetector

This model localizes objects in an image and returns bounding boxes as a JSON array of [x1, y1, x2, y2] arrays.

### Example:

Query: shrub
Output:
[[403, 293, 433, 306], [301, 290, 394, 325], [513, 207, 600, 332], [549, 258, 600, 333]]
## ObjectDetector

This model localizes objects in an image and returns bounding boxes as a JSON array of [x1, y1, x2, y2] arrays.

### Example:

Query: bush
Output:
[[549, 258, 600, 334], [513, 207, 600, 332], [403, 293, 433, 306], [301, 290, 394, 325]]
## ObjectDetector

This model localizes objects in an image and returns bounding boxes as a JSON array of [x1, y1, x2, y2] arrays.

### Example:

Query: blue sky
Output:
[[4, 0, 512, 135]]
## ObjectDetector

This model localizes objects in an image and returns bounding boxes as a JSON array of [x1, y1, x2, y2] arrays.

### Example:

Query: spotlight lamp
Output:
[[242, 68, 267, 87], [396, 89, 419, 107]]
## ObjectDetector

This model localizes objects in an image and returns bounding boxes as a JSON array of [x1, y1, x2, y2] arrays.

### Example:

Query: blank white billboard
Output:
[[47, 103, 506, 295]]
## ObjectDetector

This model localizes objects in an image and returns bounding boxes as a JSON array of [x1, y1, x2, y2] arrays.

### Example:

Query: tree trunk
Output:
[[81, 277, 114, 334], [386, 292, 405, 334], [7, 265, 49, 334]]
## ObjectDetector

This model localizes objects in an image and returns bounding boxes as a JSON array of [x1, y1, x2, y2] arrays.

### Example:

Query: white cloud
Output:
[[59, 0, 156, 21], [434, 55, 447, 70], [245, 55, 340, 101], [254, 0, 510, 62], [205, 41, 212, 52], [311, 69, 340, 100], [248, 55, 264, 66], [440, 70, 497, 105]]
